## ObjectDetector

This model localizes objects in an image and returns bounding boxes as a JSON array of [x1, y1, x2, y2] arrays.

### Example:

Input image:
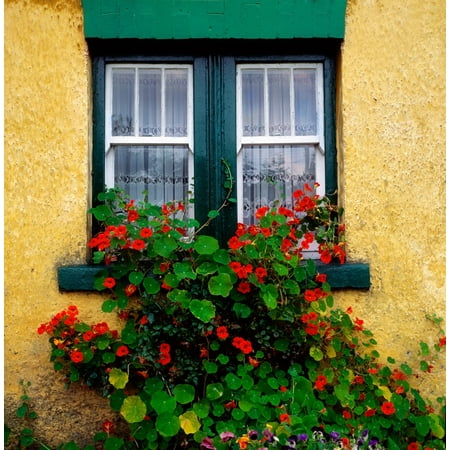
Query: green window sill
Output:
[[58, 262, 370, 291]]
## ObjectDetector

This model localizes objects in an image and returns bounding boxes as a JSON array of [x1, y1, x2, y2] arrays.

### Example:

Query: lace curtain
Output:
[[109, 67, 190, 203], [240, 67, 319, 225]]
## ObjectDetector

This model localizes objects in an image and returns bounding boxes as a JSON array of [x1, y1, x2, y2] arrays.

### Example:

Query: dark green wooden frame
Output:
[[59, 39, 370, 291]]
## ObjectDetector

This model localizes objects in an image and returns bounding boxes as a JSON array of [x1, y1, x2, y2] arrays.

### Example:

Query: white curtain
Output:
[[110, 67, 189, 203], [240, 67, 318, 225], [114, 145, 189, 204]]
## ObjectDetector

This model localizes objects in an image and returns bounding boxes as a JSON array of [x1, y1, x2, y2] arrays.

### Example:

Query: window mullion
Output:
[[264, 68, 269, 137], [134, 68, 139, 137], [161, 68, 166, 137]]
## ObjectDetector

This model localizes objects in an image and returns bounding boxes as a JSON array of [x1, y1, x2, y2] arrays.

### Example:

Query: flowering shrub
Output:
[[38, 184, 445, 449]]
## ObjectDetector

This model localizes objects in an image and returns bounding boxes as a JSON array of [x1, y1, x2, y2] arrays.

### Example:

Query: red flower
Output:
[[279, 413, 291, 424], [353, 375, 364, 385], [315, 273, 327, 283], [224, 400, 237, 410], [103, 277, 116, 289], [319, 250, 332, 264], [305, 323, 319, 336], [124, 284, 137, 297], [380, 401, 396, 415], [92, 322, 109, 335], [255, 206, 269, 219], [439, 336, 446, 347], [102, 420, 114, 434], [279, 386, 287, 393], [216, 326, 229, 340], [304, 290, 317, 302], [407, 443, 420, 450], [342, 410, 351, 419], [116, 345, 129, 357], [140, 227, 153, 238], [235, 223, 247, 237], [199, 347, 208, 358], [161, 225, 171, 233], [158, 353, 171, 365], [232, 337, 253, 354], [160, 343, 171, 354], [67, 305, 79, 316], [248, 357, 259, 367], [82, 331, 95, 342], [70, 350, 84, 363], [315, 375, 327, 391], [131, 239, 146, 251], [127, 210, 139, 222], [139, 315, 148, 325], [354, 318, 364, 331], [254, 267, 267, 282], [237, 281, 251, 294], [228, 236, 245, 250], [364, 408, 376, 417]]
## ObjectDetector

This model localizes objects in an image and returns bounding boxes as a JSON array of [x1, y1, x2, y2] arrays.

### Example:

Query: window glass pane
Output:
[[294, 69, 317, 135], [139, 69, 161, 136], [241, 69, 265, 136], [112, 68, 135, 136], [242, 144, 316, 225], [113, 145, 190, 204], [165, 69, 188, 137], [268, 69, 291, 136]]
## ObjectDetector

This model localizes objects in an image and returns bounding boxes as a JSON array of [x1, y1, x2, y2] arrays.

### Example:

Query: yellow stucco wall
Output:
[[4, 0, 445, 446]]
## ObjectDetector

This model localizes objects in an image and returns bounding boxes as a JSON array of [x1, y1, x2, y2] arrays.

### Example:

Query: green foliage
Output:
[[36, 183, 446, 449]]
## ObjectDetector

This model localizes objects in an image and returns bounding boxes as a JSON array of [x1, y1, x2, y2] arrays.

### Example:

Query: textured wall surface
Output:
[[4, 0, 445, 446]]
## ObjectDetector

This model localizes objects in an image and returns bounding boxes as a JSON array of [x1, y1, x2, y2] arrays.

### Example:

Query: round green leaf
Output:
[[143, 277, 160, 294], [206, 383, 224, 400], [155, 413, 180, 437], [173, 384, 195, 405], [203, 360, 218, 374], [225, 373, 241, 390], [102, 299, 117, 313], [150, 391, 176, 414], [196, 262, 218, 275], [231, 408, 245, 420], [120, 396, 147, 423], [174, 262, 197, 280], [129, 271, 144, 285], [189, 299, 216, 323], [194, 235, 219, 255], [154, 237, 178, 258], [193, 400, 210, 419], [208, 273, 233, 297]]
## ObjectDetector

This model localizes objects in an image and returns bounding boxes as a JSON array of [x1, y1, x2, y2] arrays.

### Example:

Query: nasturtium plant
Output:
[[37, 176, 445, 449]]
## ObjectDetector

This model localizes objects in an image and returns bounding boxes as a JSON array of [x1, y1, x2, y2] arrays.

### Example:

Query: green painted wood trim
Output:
[[58, 262, 370, 291], [82, 0, 347, 40]]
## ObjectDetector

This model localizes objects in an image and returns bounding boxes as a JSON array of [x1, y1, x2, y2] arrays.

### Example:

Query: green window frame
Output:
[[91, 40, 338, 242]]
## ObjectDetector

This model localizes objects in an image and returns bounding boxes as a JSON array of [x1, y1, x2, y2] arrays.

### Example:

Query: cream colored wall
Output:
[[4, 0, 445, 446]]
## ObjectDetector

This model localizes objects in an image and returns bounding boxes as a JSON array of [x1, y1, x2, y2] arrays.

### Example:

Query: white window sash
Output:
[[104, 64, 194, 191], [236, 63, 325, 223]]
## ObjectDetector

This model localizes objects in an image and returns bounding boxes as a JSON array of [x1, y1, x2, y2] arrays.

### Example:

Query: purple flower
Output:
[[330, 431, 340, 441], [248, 430, 259, 440], [220, 432, 236, 443], [200, 437, 216, 450], [297, 433, 308, 442], [263, 428, 275, 442]]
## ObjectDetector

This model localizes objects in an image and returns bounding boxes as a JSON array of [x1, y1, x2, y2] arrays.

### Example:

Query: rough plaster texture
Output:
[[4, 0, 445, 446]]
